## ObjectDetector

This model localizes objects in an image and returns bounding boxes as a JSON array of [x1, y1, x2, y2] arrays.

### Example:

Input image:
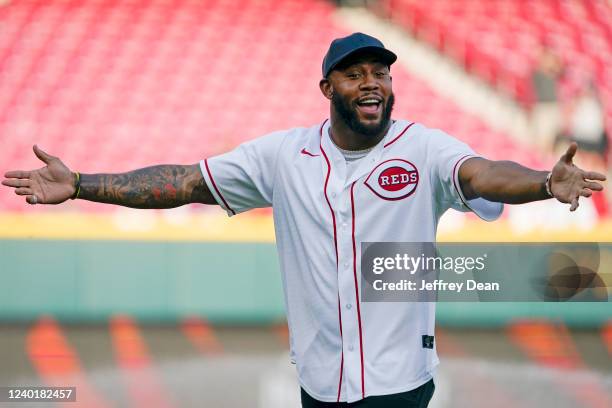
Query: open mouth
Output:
[[356, 97, 382, 115]]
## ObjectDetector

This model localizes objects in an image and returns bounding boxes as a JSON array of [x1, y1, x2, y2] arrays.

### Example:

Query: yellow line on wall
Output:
[[0, 211, 276, 242], [0, 212, 611, 242]]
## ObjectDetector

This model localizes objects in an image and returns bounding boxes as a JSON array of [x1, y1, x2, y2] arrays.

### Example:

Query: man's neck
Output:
[[328, 114, 392, 151]]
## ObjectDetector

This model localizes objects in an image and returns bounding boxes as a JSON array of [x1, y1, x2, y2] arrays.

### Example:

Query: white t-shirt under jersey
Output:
[[200, 119, 503, 403]]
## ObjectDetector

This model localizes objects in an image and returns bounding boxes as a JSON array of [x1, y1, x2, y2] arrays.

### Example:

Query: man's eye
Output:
[[375, 72, 388, 78], [347, 73, 361, 79]]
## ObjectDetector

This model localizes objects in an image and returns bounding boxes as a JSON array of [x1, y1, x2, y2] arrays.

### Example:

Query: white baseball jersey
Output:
[[200, 119, 503, 403]]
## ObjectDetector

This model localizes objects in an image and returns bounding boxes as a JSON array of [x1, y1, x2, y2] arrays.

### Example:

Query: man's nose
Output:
[[359, 73, 379, 90]]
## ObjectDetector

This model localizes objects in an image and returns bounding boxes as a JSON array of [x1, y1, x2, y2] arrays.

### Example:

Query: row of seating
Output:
[[0, 0, 543, 212]]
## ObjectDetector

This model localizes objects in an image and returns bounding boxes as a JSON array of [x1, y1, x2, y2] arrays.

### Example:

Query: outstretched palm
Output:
[[2, 145, 75, 204], [550, 143, 607, 211]]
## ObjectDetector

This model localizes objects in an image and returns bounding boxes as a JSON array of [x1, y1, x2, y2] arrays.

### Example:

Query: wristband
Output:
[[71, 172, 81, 200], [544, 172, 553, 198]]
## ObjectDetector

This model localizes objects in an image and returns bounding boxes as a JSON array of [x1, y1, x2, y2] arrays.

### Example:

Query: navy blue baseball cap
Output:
[[322, 32, 397, 78]]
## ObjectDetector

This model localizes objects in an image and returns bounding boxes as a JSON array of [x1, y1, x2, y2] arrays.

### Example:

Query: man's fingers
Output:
[[562, 142, 578, 164], [570, 196, 579, 211], [33, 144, 55, 164], [583, 171, 607, 181], [3, 170, 31, 179], [584, 181, 604, 191], [14, 187, 33, 196], [579, 188, 592, 198], [25, 195, 38, 205], [2, 179, 30, 188]]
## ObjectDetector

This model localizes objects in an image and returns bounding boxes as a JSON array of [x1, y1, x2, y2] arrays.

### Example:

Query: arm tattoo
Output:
[[78, 164, 216, 208]]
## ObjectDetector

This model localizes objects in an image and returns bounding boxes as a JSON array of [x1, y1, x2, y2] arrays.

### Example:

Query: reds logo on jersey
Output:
[[364, 159, 419, 200]]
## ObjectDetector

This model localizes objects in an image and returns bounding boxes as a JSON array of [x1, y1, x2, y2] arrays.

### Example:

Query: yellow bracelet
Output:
[[71, 172, 81, 200]]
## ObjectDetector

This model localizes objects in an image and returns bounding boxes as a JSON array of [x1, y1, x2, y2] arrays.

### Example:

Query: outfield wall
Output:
[[1, 238, 609, 327]]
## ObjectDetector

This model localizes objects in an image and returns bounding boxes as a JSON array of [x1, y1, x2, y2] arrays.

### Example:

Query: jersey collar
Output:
[[320, 119, 408, 188]]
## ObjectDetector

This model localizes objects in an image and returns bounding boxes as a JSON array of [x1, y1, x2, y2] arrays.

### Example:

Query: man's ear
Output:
[[319, 78, 333, 100]]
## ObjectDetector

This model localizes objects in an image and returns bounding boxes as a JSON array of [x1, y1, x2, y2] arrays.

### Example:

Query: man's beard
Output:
[[332, 92, 395, 137]]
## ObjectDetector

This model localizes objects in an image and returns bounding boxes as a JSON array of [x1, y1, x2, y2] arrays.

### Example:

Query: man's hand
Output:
[[2, 145, 76, 205], [550, 143, 607, 211], [3, 145, 215, 209]]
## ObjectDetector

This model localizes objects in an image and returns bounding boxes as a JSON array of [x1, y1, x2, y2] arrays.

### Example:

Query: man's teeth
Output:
[[360, 99, 380, 105]]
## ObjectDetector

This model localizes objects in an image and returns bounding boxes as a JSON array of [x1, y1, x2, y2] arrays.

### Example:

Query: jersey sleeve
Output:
[[199, 130, 287, 216], [428, 130, 503, 221]]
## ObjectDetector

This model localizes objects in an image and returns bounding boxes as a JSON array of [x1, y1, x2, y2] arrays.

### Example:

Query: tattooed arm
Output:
[[79, 165, 214, 208], [2, 145, 216, 207]]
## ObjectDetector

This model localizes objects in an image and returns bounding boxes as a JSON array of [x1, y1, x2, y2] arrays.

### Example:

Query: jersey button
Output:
[[331, 192, 336, 198], [348, 345, 354, 351], [346, 303, 352, 310], [344, 262, 349, 269]]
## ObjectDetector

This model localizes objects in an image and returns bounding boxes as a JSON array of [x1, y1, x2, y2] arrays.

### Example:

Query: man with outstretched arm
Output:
[[2, 141, 601, 210], [2, 33, 606, 408]]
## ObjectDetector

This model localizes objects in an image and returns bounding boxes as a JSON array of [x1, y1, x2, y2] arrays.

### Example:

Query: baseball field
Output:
[[0, 211, 610, 407]]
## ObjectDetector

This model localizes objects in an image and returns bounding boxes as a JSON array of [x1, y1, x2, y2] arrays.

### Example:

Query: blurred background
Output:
[[0, 0, 611, 407]]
